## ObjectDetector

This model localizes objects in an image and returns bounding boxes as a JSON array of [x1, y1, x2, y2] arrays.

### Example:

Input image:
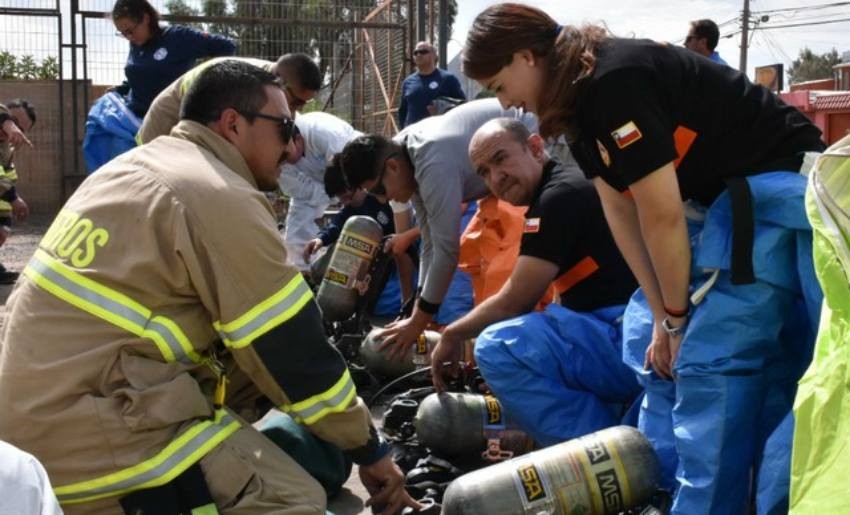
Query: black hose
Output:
[[366, 366, 433, 408]]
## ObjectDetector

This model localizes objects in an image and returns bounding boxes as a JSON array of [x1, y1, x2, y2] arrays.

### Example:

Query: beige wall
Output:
[[0, 80, 93, 216]]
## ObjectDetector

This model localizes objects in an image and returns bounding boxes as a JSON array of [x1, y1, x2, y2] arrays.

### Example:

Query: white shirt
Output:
[[0, 441, 63, 515]]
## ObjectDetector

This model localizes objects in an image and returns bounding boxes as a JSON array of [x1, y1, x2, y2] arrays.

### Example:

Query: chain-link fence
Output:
[[77, 0, 411, 135], [0, 0, 461, 213], [0, 0, 71, 215]]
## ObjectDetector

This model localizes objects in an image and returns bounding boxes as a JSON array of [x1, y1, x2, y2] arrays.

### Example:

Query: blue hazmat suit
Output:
[[622, 172, 821, 515], [475, 303, 642, 447]]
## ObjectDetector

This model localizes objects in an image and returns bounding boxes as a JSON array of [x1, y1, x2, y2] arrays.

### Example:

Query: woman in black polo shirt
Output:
[[462, 4, 825, 514]]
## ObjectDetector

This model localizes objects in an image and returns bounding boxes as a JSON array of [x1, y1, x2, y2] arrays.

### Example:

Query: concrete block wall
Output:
[[0, 80, 93, 217]]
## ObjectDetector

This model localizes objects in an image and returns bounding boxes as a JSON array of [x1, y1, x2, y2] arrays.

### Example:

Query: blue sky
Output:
[[448, 0, 850, 79]]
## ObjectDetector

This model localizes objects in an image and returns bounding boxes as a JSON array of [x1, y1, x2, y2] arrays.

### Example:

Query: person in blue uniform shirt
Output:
[[83, 0, 236, 173], [684, 19, 727, 65], [398, 41, 466, 128], [111, 0, 236, 118]]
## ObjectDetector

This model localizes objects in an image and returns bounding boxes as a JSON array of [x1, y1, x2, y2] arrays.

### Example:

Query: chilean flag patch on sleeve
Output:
[[611, 121, 643, 149], [524, 217, 541, 233]]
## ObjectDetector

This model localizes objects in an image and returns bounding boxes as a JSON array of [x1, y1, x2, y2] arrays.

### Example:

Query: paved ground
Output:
[[0, 218, 375, 514]]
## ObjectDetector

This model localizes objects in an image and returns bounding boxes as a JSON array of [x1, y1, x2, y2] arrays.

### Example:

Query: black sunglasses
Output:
[[412, 49, 431, 56], [368, 153, 399, 195], [239, 111, 295, 144]]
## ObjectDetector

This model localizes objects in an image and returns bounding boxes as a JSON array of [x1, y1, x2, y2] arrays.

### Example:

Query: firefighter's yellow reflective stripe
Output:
[[282, 368, 357, 425], [54, 410, 240, 505], [214, 274, 313, 348], [24, 249, 200, 364], [0, 166, 18, 181], [192, 503, 219, 515], [0, 199, 10, 213]]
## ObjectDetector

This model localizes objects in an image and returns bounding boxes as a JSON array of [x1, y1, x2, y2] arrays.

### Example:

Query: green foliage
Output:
[[38, 56, 59, 80], [788, 47, 841, 84], [14, 55, 39, 80], [165, 0, 203, 30], [0, 53, 60, 81], [0, 51, 16, 79]]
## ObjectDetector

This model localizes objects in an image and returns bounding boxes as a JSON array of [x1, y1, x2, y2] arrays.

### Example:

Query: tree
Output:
[[0, 53, 59, 81], [16, 55, 39, 81], [38, 56, 59, 80], [788, 47, 841, 84], [0, 51, 16, 79]]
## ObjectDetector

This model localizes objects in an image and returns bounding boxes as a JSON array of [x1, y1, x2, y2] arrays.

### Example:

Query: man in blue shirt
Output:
[[684, 19, 728, 65], [398, 42, 466, 128]]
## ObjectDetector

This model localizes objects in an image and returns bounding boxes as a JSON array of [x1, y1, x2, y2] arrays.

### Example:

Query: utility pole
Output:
[[740, 0, 751, 74]]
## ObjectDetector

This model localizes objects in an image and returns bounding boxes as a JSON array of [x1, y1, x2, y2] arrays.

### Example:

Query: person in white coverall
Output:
[[280, 111, 362, 270], [0, 440, 62, 515]]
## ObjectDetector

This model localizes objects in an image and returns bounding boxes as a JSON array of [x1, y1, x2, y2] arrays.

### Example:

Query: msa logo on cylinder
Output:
[[341, 234, 374, 256], [596, 469, 624, 511], [516, 463, 547, 504], [585, 440, 611, 465]]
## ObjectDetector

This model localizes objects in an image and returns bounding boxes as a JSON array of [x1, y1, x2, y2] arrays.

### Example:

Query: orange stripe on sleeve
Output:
[[552, 256, 600, 294], [673, 125, 697, 169]]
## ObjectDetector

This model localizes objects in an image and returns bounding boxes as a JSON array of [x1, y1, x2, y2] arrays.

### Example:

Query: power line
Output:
[[751, 1, 850, 14], [759, 17, 850, 29]]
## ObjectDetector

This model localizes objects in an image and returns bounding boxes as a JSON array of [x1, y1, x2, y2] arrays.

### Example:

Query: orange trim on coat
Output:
[[553, 256, 600, 294], [673, 125, 698, 169]]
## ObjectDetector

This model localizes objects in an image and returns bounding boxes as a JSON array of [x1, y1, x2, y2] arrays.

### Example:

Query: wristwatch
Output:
[[662, 316, 687, 337]]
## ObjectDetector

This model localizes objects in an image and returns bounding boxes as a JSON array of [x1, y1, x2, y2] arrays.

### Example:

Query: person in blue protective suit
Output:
[[462, 4, 825, 514], [429, 118, 641, 447], [303, 155, 418, 316], [83, 0, 235, 173]]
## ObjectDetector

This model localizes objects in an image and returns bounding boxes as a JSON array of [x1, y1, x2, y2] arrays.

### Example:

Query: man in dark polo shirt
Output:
[[430, 117, 641, 446]]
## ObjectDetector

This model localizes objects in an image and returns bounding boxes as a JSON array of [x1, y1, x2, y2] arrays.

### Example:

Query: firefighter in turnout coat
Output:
[[0, 61, 415, 515]]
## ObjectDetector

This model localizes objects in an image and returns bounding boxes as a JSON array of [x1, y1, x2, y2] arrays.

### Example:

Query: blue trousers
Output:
[[475, 304, 641, 447]]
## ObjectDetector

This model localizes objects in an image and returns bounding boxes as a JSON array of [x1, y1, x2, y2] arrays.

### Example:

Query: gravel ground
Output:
[[0, 217, 373, 514], [0, 217, 49, 326]]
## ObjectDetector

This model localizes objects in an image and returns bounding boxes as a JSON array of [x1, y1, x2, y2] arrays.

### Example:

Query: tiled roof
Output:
[[814, 92, 850, 110]]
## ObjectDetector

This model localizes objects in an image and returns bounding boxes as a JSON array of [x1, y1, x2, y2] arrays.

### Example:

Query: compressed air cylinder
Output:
[[414, 392, 534, 458], [308, 247, 332, 287], [359, 329, 440, 377], [442, 425, 660, 515], [316, 216, 383, 321]]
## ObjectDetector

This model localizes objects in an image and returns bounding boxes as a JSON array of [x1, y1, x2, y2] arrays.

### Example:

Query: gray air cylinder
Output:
[[359, 328, 440, 377], [308, 246, 332, 287], [316, 215, 383, 321], [442, 425, 661, 515], [414, 392, 534, 458]]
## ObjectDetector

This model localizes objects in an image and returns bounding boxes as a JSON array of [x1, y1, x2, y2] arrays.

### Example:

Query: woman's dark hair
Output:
[[112, 0, 161, 36], [463, 3, 607, 139]]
